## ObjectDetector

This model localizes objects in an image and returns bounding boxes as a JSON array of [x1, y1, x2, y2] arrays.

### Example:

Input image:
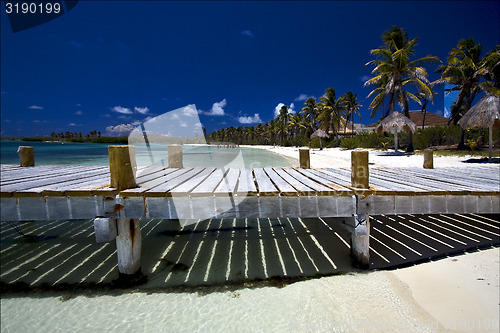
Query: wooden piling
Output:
[[350, 215, 370, 268], [116, 218, 142, 275], [299, 148, 310, 168], [108, 145, 137, 190], [351, 150, 369, 189], [168, 145, 183, 168], [108, 145, 142, 277], [18, 146, 34, 167], [423, 149, 434, 169]]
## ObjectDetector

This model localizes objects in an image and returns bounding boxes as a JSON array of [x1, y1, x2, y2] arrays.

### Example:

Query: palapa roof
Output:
[[311, 129, 330, 138], [458, 94, 500, 129], [376, 111, 417, 134]]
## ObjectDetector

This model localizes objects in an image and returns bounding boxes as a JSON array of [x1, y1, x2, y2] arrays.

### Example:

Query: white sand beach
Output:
[[248, 145, 494, 169], [1, 248, 498, 333], [1, 146, 498, 333]]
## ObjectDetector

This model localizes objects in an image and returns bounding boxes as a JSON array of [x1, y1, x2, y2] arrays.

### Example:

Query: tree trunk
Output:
[[457, 128, 466, 150], [407, 131, 414, 153]]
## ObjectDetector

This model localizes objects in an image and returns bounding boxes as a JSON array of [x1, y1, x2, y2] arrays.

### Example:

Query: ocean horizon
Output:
[[0, 141, 295, 168]]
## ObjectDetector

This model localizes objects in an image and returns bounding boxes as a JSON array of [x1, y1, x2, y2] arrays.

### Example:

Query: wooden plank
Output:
[[370, 168, 465, 193], [2, 167, 111, 194], [176, 168, 221, 196], [253, 168, 278, 196], [282, 168, 335, 195], [236, 168, 257, 195], [213, 168, 240, 196], [145, 168, 210, 196], [272, 168, 316, 194], [295, 168, 353, 194], [396, 168, 500, 192], [120, 168, 188, 196], [0, 165, 106, 184], [263, 168, 298, 196], [322, 168, 426, 193]]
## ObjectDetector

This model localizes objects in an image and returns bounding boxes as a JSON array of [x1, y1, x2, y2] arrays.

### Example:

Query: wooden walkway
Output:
[[1, 164, 499, 221]]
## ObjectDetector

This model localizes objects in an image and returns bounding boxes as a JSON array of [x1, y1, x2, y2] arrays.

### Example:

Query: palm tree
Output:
[[300, 97, 318, 130], [317, 88, 345, 141], [277, 105, 292, 145], [365, 26, 440, 152], [416, 80, 438, 129], [341, 91, 362, 136], [479, 45, 500, 96], [437, 38, 483, 149]]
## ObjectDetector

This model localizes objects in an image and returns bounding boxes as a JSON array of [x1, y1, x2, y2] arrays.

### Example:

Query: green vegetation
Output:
[[206, 26, 498, 155]]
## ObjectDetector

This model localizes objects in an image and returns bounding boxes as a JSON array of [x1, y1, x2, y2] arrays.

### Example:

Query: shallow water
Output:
[[0, 141, 295, 167]]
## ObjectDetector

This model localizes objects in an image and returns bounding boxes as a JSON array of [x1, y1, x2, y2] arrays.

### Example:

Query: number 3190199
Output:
[[5, 2, 62, 14]]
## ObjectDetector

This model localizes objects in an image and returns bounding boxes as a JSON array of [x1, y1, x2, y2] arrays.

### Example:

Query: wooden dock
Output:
[[1, 146, 499, 275], [1, 164, 499, 221]]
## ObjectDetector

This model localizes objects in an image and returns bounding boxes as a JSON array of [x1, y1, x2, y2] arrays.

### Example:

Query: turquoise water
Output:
[[0, 141, 294, 167]]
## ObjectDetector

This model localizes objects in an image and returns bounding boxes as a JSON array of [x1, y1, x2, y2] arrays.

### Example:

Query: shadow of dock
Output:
[[1, 214, 498, 296]]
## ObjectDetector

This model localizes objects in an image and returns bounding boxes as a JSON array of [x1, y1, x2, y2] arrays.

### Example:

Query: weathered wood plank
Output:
[[294, 168, 352, 195], [180, 168, 222, 196], [282, 168, 336, 195], [253, 168, 278, 196], [263, 168, 298, 196], [169, 168, 215, 196], [236, 168, 257, 195], [213, 168, 240, 196], [2, 168, 111, 194], [272, 168, 315, 194]]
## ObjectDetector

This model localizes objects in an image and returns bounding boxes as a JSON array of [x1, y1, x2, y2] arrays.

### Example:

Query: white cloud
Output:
[[205, 99, 227, 116], [27, 105, 43, 110], [69, 123, 77, 126], [75, 110, 83, 115], [106, 123, 135, 135], [134, 106, 149, 114], [238, 113, 262, 124], [274, 103, 285, 118], [182, 105, 199, 117], [111, 106, 133, 114], [274, 103, 295, 118], [294, 94, 314, 102], [242, 30, 255, 38]]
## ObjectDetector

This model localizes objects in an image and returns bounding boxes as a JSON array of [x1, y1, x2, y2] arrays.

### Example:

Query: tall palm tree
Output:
[[317, 88, 345, 141], [300, 97, 318, 130], [479, 45, 500, 96], [341, 91, 362, 136], [437, 38, 483, 149], [365, 26, 440, 152], [277, 105, 292, 145]]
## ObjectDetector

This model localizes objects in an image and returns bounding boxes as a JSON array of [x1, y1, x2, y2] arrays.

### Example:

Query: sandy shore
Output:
[[247, 145, 495, 168], [1, 146, 498, 333], [1, 248, 498, 332]]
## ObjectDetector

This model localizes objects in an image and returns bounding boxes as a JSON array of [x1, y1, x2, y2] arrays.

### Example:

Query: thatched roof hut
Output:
[[458, 94, 500, 129], [458, 94, 500, 161], [376, 112, 416, 154], [311, 129, 329, 150], [376, 111, 417, 134]]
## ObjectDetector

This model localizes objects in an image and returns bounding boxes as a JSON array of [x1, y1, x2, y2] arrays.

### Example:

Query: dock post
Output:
[[17, 146, 34, 167], [350, 150, 370, 268], [299, 148, 310, 168], [168, 144, 183, 168], [115, 218, 142, 275], [108, 145, 143, 279], [108, 145, 137, 190], [351, 150, 369, 189], [423, 149, 434, 169]]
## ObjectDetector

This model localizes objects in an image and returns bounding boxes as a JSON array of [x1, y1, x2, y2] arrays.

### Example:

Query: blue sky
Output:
[[1, 1, 499, 137]]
